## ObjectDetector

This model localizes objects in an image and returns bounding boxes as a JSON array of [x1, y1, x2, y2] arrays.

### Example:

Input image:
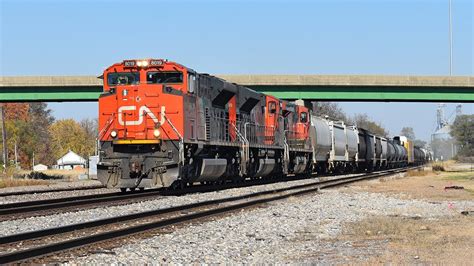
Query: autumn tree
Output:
[[311, 102, 349, 123], [0, 103, 54, 168], [80, 118, 99, 155], [352, 113, 388, 137], [49, 119, 96, 160]]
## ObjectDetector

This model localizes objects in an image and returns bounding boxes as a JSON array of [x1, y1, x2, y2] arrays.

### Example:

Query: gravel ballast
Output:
[[0, 178, 326, 236], [0, 188, 115, 205], [70, 190, 473, 264]]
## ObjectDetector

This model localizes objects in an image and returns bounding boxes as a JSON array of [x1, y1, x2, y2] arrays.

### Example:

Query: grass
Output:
[[441, 172, 474, 181], [0, 178, 49, 188], [0, 168, 88, 189]]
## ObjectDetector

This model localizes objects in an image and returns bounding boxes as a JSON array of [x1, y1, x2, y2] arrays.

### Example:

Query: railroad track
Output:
[[0, 185, 105, 197], [0, 188, 163, 220], [0, 171, 372, 220], [0, 167, 415, 264]]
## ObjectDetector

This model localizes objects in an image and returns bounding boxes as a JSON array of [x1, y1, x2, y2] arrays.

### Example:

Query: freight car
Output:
[[97, 59, 428, 191]]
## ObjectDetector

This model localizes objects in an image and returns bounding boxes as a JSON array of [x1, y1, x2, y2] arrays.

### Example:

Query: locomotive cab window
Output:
[[147, 72, 183, 84], [107, 72, 140, 86], [300, 112, 308, 123], [269, 101, 277, 114]]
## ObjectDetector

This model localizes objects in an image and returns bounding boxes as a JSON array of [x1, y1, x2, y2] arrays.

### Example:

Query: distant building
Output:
[[430, 104, 461, 160], [57, 150, 86, 170], [33, 164, 48, 171]]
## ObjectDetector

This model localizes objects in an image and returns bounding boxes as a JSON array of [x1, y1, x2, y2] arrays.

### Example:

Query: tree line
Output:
[[0, 103, 97, 169]]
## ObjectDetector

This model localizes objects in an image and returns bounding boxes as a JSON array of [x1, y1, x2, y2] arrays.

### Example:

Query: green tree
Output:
[[450, 114, 474, 157]]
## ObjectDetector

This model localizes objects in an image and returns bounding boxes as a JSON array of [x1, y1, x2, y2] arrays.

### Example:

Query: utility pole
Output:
[[449, 0, 453, 76], [0, 105, 7, 172]]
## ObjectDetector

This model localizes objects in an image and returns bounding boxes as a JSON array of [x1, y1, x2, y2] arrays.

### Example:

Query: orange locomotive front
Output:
[[98, 59, 188, 190], [97, 59, 313, 191]]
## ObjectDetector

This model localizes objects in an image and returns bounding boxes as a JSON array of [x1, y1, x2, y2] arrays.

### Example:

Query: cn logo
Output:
[[118, 106, 165, 126]]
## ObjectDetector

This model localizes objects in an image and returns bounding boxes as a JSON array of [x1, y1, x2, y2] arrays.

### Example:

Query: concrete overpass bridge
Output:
[[1, 75, 473, 102]]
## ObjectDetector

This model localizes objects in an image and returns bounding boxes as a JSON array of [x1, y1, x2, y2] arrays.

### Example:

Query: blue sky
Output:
[[1, 0, 473, 141]]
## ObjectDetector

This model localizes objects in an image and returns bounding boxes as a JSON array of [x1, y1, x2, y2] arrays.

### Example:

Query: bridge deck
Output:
[[1, 75, 473, 102]]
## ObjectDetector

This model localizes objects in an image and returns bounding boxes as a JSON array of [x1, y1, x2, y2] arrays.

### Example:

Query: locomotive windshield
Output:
[[147, 71, 183, 84], [107, 72, 140, 86]]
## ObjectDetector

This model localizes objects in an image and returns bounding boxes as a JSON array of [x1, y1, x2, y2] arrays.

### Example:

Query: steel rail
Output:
[[0, 185, 105, 197], [0, 171, 368, 215], [0, 189, 163, 217], [0, 189, 157, 210], [0, 167, 415, 264]]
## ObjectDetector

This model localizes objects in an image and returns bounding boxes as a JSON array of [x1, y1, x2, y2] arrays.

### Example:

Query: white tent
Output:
[[57, 150, 86, 170]]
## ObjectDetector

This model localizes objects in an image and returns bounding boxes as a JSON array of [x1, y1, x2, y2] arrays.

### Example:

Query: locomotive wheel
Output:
[[120, 188, 127, 193]]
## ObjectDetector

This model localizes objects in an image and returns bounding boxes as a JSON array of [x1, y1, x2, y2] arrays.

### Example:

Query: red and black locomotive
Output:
[[97, 59, 429, 191]]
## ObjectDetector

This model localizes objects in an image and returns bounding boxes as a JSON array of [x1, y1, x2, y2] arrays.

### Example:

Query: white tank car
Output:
[[328, 121, 347, 162], [345, 126, 358, 162], [309, 116, 331, 162]]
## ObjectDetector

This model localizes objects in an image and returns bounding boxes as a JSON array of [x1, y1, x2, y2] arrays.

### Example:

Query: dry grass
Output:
[[405, 169, 434, 177], [15, 169, 86, 181], [0, 178, 49, 188], [350, 165, 474, 201], [432, 164, 446, 172], [340, 215, 474, 264]]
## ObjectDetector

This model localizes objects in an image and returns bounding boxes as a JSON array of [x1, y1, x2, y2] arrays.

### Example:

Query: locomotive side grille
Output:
[[225, 112, 229, 141], [205, 107, 210, 141]]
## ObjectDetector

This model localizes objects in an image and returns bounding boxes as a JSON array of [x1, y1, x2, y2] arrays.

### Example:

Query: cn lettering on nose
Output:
[[118, 106, 165, 126]]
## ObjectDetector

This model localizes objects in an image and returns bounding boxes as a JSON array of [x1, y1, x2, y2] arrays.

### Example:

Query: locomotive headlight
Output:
[[153, 128, 160, 138], [110, 130, 118, 138], [136, 60, 149, 67]]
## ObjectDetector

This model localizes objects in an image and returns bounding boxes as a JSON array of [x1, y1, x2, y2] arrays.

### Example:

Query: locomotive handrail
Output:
[[96, 114, 115, 156], [162, 114, 184, 165], [283, 130, 290, 174], [231, 122, 248, 176]]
